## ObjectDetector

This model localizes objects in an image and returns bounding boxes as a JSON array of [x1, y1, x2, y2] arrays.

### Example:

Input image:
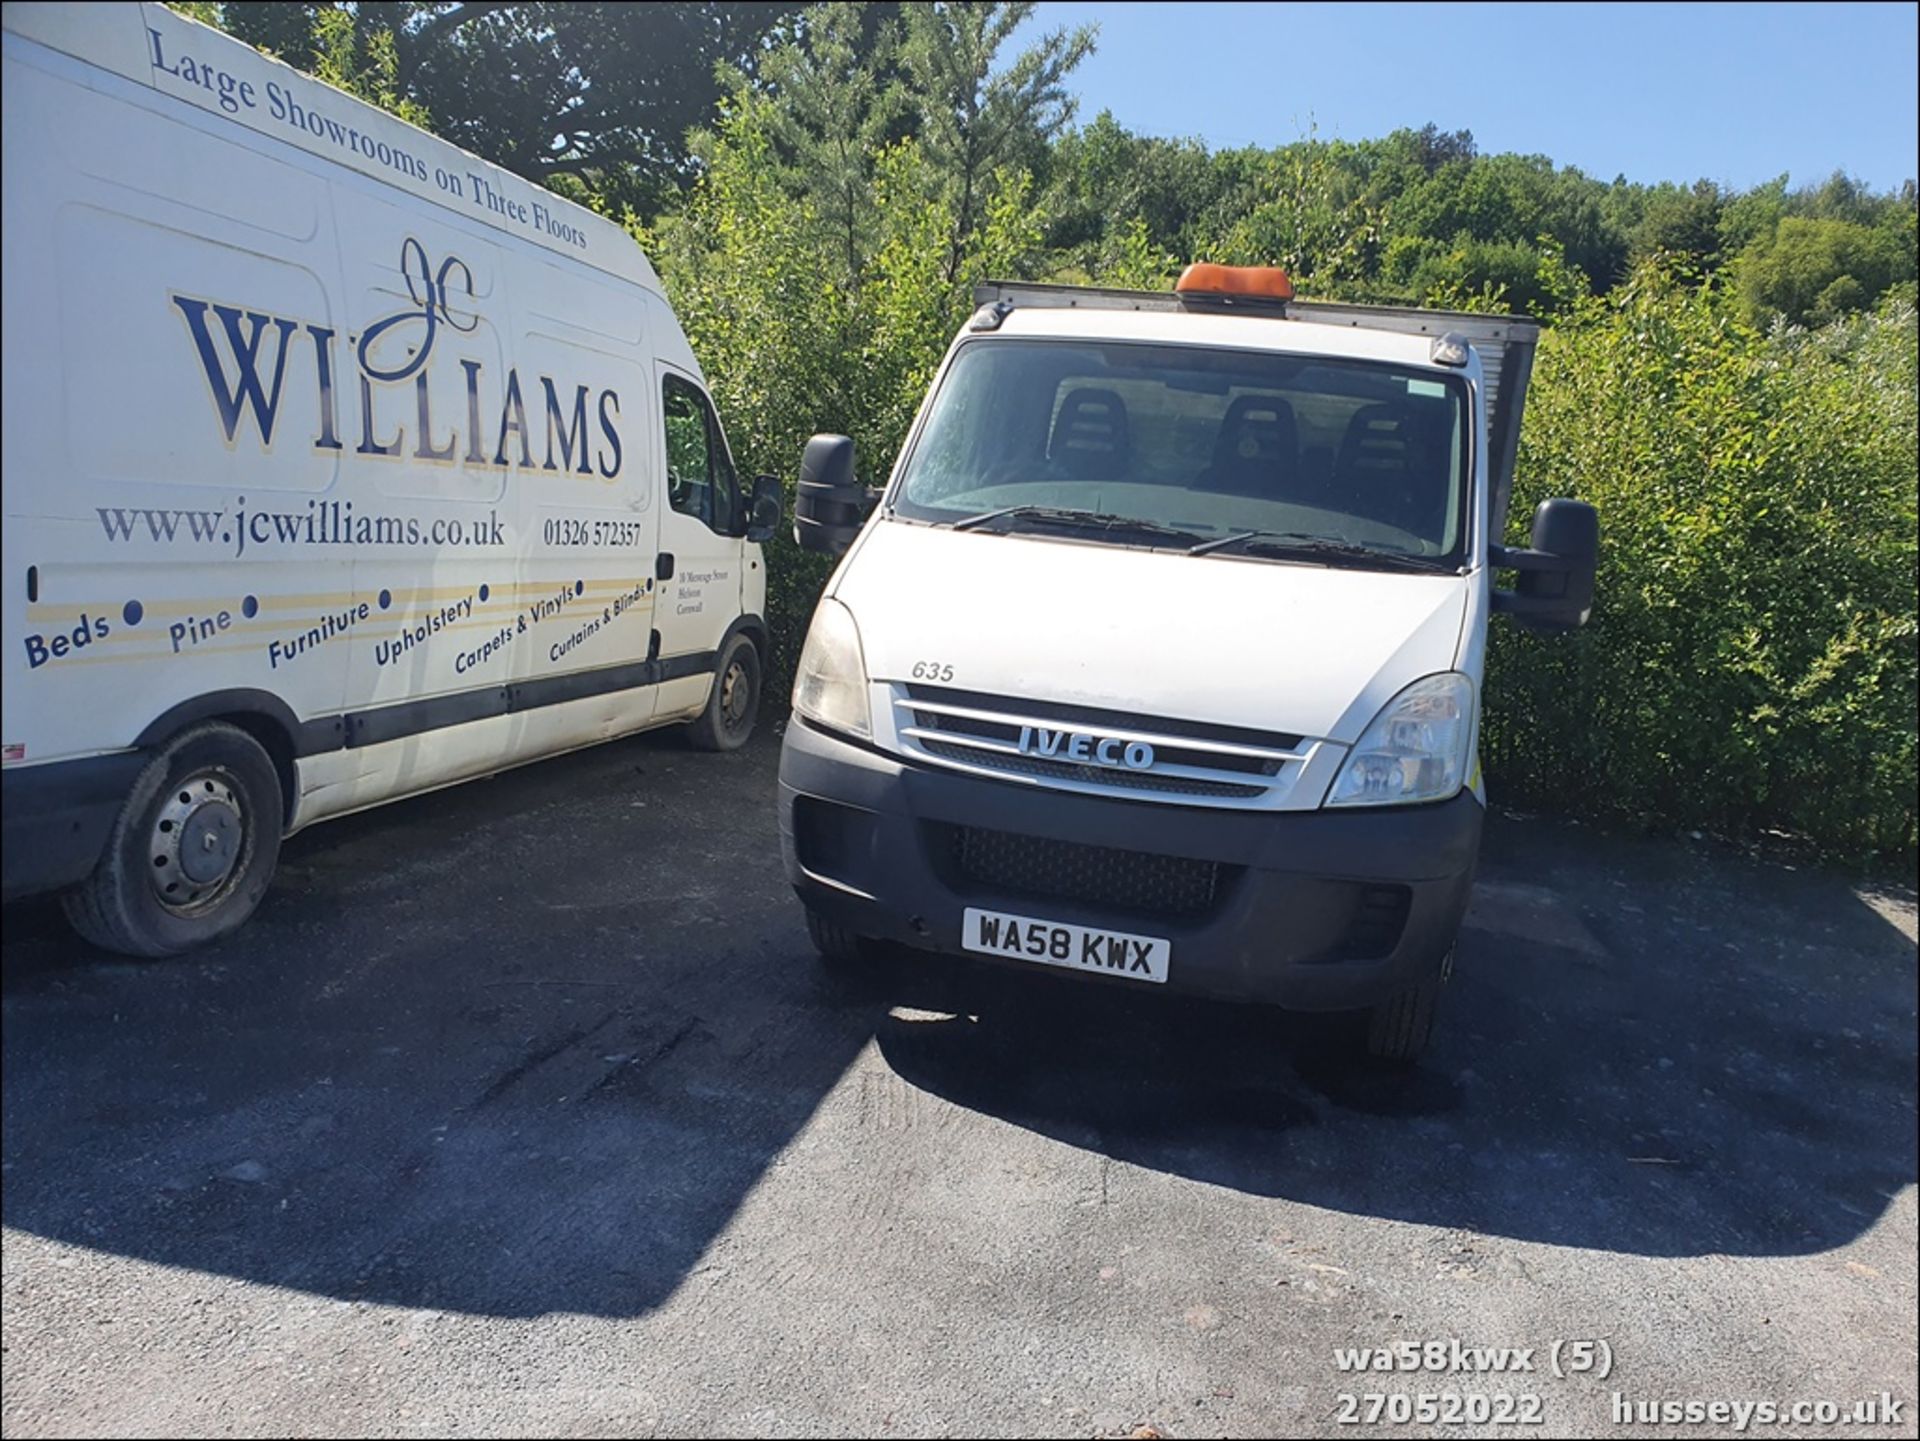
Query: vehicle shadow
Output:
[[870, 817, 1918, 1260], [1, 729, 874, 1319], [4, 739, 1914, 1321]]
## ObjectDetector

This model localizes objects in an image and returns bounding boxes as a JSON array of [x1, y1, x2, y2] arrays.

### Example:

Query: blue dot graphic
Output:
[[378, 589, 392, 610], [574, 579, 584, 596], [122, 600, 143, 626], [645, 578, 653, 592], [479, 583, 490, 602], [241, 595, 259, 619]]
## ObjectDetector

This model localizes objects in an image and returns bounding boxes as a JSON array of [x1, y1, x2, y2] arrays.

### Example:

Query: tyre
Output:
[[685, 633, 761, 752], [804, 905, 869, 964], [61, 722, 285, 958], [1363, 947, 1452, 1064]]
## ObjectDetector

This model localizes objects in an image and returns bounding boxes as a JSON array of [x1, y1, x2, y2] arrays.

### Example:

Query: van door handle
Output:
[[655, 552, 674, 581]]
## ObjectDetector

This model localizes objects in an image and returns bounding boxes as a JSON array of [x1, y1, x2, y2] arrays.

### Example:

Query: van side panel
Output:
[[3, 39, 353, 765], [2, 13, 738, 891], [288, 189, 667, 827], [507, 263, 662, 730]]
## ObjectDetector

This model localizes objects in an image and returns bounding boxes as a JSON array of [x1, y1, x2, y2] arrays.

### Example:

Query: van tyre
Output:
[[686, 634, 761, 752], [805, 906, 869, 965], [1363, 949, 1450, 1064], [62, 722, 284, 958]]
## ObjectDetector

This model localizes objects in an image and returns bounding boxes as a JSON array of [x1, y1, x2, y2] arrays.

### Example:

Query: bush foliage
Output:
[[1488, 279, 1917, 861]]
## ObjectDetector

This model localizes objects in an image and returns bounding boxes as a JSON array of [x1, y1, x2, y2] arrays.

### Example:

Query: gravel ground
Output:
[[3, 726, 1915, 1439]]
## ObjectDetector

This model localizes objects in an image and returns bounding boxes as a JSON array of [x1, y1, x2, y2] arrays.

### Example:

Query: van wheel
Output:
[[61, 722, 284, 958], [805, 906, 870, 965], [1363, 949, 1450, 1064], [686, 634, 761, 752]]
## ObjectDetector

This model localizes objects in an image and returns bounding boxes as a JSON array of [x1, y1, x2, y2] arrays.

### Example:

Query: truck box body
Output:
[[780, 271, 1591, 1060]]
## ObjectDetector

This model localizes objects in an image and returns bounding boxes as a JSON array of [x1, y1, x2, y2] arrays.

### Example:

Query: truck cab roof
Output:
[[986, 303, 1457, 373]]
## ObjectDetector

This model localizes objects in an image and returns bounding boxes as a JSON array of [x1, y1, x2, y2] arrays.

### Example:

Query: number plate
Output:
[[961, 907, 1170, 984]]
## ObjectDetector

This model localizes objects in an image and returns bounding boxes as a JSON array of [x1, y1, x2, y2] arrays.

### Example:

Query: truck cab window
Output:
[[893, 340, 1469, 564], [663, 375, 739, 535]]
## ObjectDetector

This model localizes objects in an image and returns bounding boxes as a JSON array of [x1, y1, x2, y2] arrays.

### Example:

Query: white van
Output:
[[780, 267, 1596, 1060], [1, 3, 781, 954]]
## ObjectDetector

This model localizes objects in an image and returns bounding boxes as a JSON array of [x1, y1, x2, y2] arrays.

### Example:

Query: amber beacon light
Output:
[[1174, 263, 1296, 301]]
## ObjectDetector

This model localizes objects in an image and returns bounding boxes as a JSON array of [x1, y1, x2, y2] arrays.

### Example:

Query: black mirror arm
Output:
[[1488, 542, 1578, 576], [1490, 544, 1592, 629], [1490, 588, 1572, 621]]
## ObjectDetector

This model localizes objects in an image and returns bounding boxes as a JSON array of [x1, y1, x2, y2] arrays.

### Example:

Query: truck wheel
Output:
[[685, 634, 761, 752], [61, 722, 284, 958], [805, 906, 870, 965], [1363, 948, 1451, 1064]]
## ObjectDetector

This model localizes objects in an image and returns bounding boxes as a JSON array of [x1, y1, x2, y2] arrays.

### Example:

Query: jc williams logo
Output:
[[170, 237, 622, 479]]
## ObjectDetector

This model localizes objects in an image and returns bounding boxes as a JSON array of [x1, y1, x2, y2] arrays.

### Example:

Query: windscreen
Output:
[[892, 339, 1471, 562]]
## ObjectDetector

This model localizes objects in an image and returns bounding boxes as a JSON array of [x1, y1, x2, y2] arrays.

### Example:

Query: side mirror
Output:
[[1491, 498, 1598, 633], [744, 473, 783, 544], [793, 434, 877, 557]]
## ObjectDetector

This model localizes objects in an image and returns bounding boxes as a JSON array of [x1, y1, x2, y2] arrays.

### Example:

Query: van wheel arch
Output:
[[135, 692, 303, 829], [723, 613, 769, 665], [223, 713, 298, 825]]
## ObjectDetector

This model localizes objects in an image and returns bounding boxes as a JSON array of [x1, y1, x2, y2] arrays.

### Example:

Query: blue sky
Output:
[[1018, 2, 1919, 193]]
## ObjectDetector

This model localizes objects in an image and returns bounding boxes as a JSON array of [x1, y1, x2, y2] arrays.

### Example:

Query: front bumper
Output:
[[778, 717, 1482, 1011]]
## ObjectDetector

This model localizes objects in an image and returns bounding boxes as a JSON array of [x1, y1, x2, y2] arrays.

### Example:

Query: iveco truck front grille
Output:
[[894, 684, 1316, 808]]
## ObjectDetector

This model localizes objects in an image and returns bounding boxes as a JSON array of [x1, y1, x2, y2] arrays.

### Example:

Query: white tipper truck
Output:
[[778, 265, 1596, 1060]]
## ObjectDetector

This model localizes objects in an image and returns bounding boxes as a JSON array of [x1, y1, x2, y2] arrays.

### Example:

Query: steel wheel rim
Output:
[[148, 767, 246, 915], [720, 659, 752, 730]]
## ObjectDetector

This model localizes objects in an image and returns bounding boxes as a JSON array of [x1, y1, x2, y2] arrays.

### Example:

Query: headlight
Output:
[[1326, 672, 1474, 808], [792, 597, 871, 739]]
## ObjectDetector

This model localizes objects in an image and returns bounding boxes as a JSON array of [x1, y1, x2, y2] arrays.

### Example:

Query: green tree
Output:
[[1402, 123, 1477, 176], [163, 1, 225, 24], [1718, 172, 1789, 255], [896, 1, 1094, 280], [745, 1, 908, 284], [1797, 168, 1888, 226], [1047, 112, 1220, 264], [307, 6, 430, 128], [1736, 215, 1912, 326], [1212, 133, 1385, 290], [1386, 150, 1623, 288], [1631, 180, 1724, 269]]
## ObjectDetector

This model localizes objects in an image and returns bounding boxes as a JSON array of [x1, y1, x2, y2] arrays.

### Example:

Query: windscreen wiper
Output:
[[952, 505, 1206, 545], [1188, 529, 1455, 572]]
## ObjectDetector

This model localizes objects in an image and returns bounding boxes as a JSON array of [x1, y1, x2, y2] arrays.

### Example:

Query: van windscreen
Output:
[[891, 339, 1470, 565]]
